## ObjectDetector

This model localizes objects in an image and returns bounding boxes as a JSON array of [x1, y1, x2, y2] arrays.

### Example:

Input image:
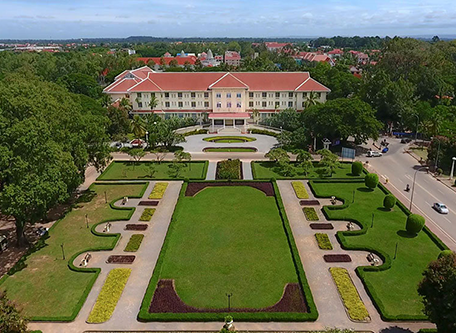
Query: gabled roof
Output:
[[104, 77, 141, 93], [295, 78, 331, 92], [128, 73, 162, 92], [209, 73, 249, 89]]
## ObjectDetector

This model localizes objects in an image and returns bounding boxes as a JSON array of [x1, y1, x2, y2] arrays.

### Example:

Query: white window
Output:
[[164, 92, 169, 98], [262, 92, 267, 98], [138, 102, 143, 108], [204, 92, 209, 98], [204, 101, 209, 107], [178, 92, 183, 98], [227, 93, 231, 98], [262, 101, 267, 107], [275, 101, 280, 108], [191, 92, 196, 98], [178, 101, 183, 108], [216, 93, 221, 98], [288, 101, 293, 107], [165, 102, 170, 108], [249, 101, 254, 107], [249, 92, 254, 98], [217, 102, 221, 108], [227, 102, 232, 108], [137, 93, 142, 98], [289, 92, 294, 98], [237, 102, 242, 108], [275, 92, 280, 98], [191, 101, 196, 108], [236, 93, 242, 98]]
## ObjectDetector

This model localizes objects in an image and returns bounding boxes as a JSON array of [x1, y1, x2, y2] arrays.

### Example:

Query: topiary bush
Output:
[[438, 250, 454, 259], [406, 214, 425, 235], [351, 161, 363, 176], [383, 194, 396, 210], [365, 173, 379, 190]]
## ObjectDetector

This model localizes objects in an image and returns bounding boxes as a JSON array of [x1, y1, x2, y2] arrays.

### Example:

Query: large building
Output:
[[104, 66, 330, 130]]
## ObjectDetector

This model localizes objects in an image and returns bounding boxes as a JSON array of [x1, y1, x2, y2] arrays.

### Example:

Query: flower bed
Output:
[[106, 255, 136, 264], [203, 136, 256, 143], [310, 223, 333, 230], [139, 208, 156, 221], [87, 268, 131, 323], [203, 147, 257, 152], [329, 267, 370, 322], [148, 182, 168, 199], [291, 181, 309, 199], [299, 200, 320, 206], [315, 233, 333, 250], [303, 207, 319, 221], [216, 159, 242, 179], [138, 200, 159, 206], [124, 234, 145, 252], [125, 224, 148, 231], [185, 182, 274, 196], [324, 254, 352, 263]]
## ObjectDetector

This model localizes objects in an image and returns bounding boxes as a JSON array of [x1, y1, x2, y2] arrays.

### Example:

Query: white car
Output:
[[433, 203, 449, 214], [366, 151, 382, 157]]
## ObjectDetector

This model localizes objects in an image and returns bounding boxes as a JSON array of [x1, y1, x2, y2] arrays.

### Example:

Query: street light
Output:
[[413, 114, 419, 143], [409, 166, 429, 211], [450, 157, 456, 180], [225, 293, 233, 312], [433, 137, 441, 171]]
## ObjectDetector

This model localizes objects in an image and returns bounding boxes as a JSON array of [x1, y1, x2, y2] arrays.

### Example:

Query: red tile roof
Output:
[[209, 73, 248, 89]]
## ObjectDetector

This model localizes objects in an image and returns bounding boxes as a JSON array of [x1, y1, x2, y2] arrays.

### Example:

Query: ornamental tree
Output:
[[0, 291, 28, 333], [265, 148, 290, 164], [351, 161, 363, 176], [418, 252, 456, 332], [406, 214, 425, 235], [317, 149, 340, 175], [365, 173, 379, 189], [383, 194, 397, 210]]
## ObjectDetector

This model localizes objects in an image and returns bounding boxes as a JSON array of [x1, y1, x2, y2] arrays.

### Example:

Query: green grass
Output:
[[315, 233, 333, 250], [410, 147, 428, 160], [124, 234, 145, 252], [0, 183, 146, 320], [252, 161, 359, 179], [203, 136, 257, 143], [139, 208, 156, 221], [204, 147, 257, 152], [330, 267, 370, 322], [292, 181, 309, 199], [97, 161, 208, 180], [310, 181, 443, 319], [87, 268, 131, 323], [303, 207, 319, 221], [154, 186, 298, 309]]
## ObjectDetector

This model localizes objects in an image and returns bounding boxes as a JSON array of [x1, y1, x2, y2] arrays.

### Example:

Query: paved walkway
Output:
[[206, 161, 217, 180], [242, 160, 253, 180]]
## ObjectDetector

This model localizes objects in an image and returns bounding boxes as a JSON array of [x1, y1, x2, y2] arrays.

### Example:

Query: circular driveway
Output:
[[181, 134, 279, 153]]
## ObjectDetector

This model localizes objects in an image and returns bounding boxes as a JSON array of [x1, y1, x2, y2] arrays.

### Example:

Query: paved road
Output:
[[358, 138, 456, 250]]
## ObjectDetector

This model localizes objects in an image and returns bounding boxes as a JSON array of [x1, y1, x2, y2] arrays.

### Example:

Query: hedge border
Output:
[[308, 179, 448, 322], [96, 161, 209, 181], [251, 161, 365, 181], [0, 181, 148, 322], [137, 180, 318, 322]]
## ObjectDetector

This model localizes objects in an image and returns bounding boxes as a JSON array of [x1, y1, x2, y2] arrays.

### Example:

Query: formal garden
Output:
[[139, 181, 317, 321]]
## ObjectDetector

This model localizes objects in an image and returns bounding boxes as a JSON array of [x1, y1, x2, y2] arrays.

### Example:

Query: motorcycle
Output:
[[405, 184, 410, 192]]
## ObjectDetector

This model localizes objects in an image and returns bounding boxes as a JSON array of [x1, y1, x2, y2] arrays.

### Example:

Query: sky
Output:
[[1, 0, 456, 39]]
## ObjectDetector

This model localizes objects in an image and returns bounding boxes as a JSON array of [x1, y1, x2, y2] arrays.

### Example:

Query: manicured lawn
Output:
[[154, 186, 298, 309], [0, 183, 146, 320], [203, 136, 256, 143], [310, 181, 444, 319], [252, 161, 359, 179], [203, 147, 257, 152], [97, 161, 208, 180]]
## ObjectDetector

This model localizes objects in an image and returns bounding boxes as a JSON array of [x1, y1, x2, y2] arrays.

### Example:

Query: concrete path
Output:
[[242, 160, 253, 180], [206, 161, 217, 180]]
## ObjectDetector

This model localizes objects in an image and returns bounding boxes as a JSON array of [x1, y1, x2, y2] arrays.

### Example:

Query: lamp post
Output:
[[413, 114, 419, 143], [226, 293, 233, 312], [434, 137, 441, 171], [60, 243, 65, 260], [410, 166, 429, 211], [450, 157, 456, 180], [145, 131, 149, 144]]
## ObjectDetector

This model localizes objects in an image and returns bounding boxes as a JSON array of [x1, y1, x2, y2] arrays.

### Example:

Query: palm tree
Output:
[[252, 109, 260, 124], [130, 115, 146, 139], [149, 94, 158, 110], [119, 97, 133, 115], [303, 91, 321, 109]]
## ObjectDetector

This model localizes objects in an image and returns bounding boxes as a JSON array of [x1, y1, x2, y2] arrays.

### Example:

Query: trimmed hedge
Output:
[[365, 173, 379, 189], [216, 159, 242, 180], [249, 128, 279, 137], [330, 267, 370, 322], [438, 249, 454, 259], [124, 234, 145, 252], [137, 180, 318, 321], [351, 161, 363, 176], [87, 268, 131, 323], [292, 181, 309, 199], [184, 129, 208, 136], [406, 214, 425, 235], [418, 330, 437, 333], [139, 208, 156, 221], [149, 182, 168, 199], [383, 194, 396, 210], [315, 233, 333, 250], [303, 207, 319, 221]]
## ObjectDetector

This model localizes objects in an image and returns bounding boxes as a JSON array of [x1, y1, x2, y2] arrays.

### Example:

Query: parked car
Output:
[[433, 202, 449, 214], [110, 142, 123, 150], [401, 138, 412, 144], [366, 151, 382, 157]]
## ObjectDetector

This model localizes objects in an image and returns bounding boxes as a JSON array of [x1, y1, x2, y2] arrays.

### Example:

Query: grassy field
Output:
[[310, 181, 443, 319], [0, 183, 146, 319], [97, 161, 207, 180], [252, 161, 360, 179], [203, 148, 257, 152], [156, 186, 298, 309]]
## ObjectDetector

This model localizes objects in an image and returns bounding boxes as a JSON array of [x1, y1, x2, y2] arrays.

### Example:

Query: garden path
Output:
[[242, 160, 253, 180]]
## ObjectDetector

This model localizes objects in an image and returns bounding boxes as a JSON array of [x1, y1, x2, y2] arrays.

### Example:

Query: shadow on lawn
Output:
[[380, 326, 414, 333], [397, 230, 417, 238], [6, 233, 49, 276], [357, 187, 373, 192]]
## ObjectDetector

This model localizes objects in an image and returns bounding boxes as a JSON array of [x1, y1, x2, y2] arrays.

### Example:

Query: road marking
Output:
[[425, 201, 432, 207], [444, 217, 452, 224]]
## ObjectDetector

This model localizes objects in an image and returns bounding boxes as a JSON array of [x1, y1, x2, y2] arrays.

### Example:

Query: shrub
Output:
[[249, 128, 279, 137], [292, 181, 309, 199], [87, 268, 131, 323], [303, 207, 319, 221], [383, 194, 396, 210], [438, 250, 454, 259], [351, 161, 363, 176], [329, 267, 370, 322], [216, 159, 241, 179], [124, 234, 144, 252], [365, 173, 379, 189], [315, 233, 333, 250], [148, 182, 168, 199], [184, 129, 208, 136], [406, 214, 425, 235], [139, 208, 155, 221]]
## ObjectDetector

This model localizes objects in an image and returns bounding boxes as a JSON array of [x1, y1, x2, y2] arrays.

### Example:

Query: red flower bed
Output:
[[106, 255, 136, 264], [310, 223, 334, 230], [299, 200, 320, 206], [138, 200, 159, 206], [185, 182, 274, 196], [149, 279, 308, 313], [323, 254, 352, 263], [125, 224, 148, 231]]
